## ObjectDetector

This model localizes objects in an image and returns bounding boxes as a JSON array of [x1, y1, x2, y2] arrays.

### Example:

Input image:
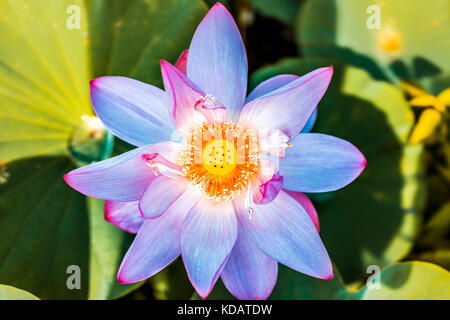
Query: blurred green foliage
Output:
[[0, 0, 449, 299]]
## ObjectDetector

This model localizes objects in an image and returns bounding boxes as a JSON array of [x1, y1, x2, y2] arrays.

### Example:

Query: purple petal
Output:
[[281, 133, 366, 192], [187, 3, 247, 121], [283, 190, 319, 232], [104, 200, 145, 234], [118, 187, 201, 283], [239, 67, 333, 139], [90, 76, 174, 147], [64, 142, 183, 201], [221, 225, 278, 300], [175, 50, 189, 75], [181, 199, 238, 298], [246, 74, 298, 103], [139, 176, 188, 219], [235, 190, 333, 279], [160, 60, 207, 135], [301, 108, 318, 133]]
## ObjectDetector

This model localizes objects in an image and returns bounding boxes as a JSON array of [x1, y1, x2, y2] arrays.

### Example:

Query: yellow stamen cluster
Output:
[[179, 122, 259, 200]]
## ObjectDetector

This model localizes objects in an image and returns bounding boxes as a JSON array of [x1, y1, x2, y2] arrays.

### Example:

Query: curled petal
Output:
[[221, 226, 278, 300], [252, 159, 283, 205], [64, 142, 183, 201], [234, 190, 333, 279], [194, 94, 227, 123], [90, 76, 174, 147], [239, 67, 333, 139], [280, 133, 366, 193], [255, 173, 283, 205], [104, 200, 145, 234], [187, 3, 247, 121], [118, 187, 201, 283], [181, 199, 238, 298]]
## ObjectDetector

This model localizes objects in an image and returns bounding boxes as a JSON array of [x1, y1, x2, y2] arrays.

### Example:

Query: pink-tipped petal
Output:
[[221, 225, 278, 300], [175, 50, 189, 74], [90, 76, 174, 147], [187, 3, 247, 121], [139, 176, 188, 219], [104, 200, 145, 234], [280, 133, 366, 193], [283, 190, 319, 232], [239, 67, 333, 139], [64, 142, 183, 201], [118, 187, 201, 283], [234, 190, 333, 279], [160, 60, 207, 135], [181, 199, 238, 298]]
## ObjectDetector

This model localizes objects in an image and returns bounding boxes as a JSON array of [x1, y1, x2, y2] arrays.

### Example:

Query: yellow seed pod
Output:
[[409, 108, 442, 144], [399, 81, 427, 98], [410, 95, 446, 113], [437, 88, 450, 107]]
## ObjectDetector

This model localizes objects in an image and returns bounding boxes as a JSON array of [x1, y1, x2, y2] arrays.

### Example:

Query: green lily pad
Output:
[[87, 197, 143, 300], [251, 57, 425, 284], [0, 156, 89, 299], [0, 284, 39, 300], [86, 0, 208, 87], [249, 0, 301, 25], [0, 0, 92, 163], [355, 261, 450, 299], [412, 250, 450, 271], [271, 261, 450, 299], [0, 0, 208, 299], [297, 0, 450, 83]]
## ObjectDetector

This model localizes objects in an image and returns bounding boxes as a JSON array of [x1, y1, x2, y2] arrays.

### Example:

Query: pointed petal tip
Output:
[[197, 291, 209, 300], [89, 76, 111, 88], [210, 2, 228, 12], [320, 267, 334, 280], [117, 267, 131, 284], [319, 261, 334, 280], [117, 265, 146, 284], [180, 251, 219, 300], [63, 172, 75, 189], [361, 153, 367, 169], [117, 273, 128, 284]]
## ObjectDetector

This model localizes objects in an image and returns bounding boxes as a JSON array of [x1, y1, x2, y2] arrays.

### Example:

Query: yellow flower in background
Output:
[[400, 82, 450, 144]]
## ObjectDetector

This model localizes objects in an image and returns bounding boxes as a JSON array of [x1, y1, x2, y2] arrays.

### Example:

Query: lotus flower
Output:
[[64, 3, 366, 299]]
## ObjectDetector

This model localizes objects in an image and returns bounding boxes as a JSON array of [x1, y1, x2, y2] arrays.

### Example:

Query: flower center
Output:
[[179, 122, 259, 200]]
